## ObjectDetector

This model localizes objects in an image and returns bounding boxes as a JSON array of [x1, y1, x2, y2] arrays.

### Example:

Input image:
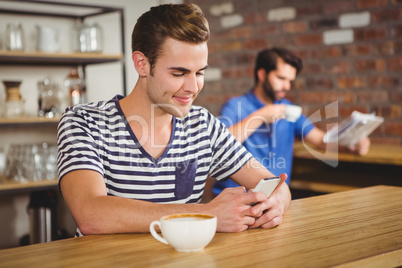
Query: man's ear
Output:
[[132, 51, 149, 77], [257, 68, 267, 83]]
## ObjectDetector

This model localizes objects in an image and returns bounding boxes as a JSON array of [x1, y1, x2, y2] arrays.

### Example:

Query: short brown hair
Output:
[[131, 4, 210, 74], [254, 47, 303, 85]]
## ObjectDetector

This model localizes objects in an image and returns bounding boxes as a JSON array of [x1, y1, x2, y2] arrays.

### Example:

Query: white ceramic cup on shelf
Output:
[[149, 213, 217, 252], [284, 104, 302, 122]]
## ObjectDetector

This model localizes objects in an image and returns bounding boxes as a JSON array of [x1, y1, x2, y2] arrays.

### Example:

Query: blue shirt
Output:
[[212, 90, 314, 195]]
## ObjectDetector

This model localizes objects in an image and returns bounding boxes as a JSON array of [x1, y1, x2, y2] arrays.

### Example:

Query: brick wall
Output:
[[187, 0, 402, 146]]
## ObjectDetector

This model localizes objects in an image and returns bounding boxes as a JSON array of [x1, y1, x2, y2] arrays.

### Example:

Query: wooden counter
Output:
[[293, 142, 402, 166], [291, 142, 402, 194], [0, 186, 401, 268]]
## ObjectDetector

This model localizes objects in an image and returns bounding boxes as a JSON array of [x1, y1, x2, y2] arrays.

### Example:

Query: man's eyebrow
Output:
[[277, 74, 294, 81], [169, 65, 209, 72], [200, 65, 209, 71]]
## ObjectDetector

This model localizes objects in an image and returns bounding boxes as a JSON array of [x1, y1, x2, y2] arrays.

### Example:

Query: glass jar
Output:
[[77, 21, 103, 53], [37, 78, 63, 118], [2, 80, 25, 118], [5, 22, 25, 51]]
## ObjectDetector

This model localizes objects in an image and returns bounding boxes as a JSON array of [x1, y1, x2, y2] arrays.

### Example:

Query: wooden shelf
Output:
[[0, 50, 123, 66], [0, 116, 61, 126], [0, 176, 58, 195]]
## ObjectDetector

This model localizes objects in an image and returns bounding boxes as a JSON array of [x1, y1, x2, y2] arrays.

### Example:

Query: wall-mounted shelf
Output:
[[0, 51, 124, 66], [0, 176, 58, 195], [0, 0, 127, 94], [0, 116, 60, 126]]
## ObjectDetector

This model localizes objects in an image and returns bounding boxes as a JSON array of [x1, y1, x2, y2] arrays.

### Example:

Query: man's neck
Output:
[[253, 84, 274, 105], [119, 82, 174, 159], [121, 83, 173, 130]]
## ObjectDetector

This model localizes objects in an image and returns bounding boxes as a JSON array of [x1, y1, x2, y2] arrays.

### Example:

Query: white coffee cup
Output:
[[150, 213, 217, 252], [284, 104, 302, 122]]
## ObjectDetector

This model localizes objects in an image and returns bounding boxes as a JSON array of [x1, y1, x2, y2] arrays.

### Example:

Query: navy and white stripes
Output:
[[57, 95, 252, 205]]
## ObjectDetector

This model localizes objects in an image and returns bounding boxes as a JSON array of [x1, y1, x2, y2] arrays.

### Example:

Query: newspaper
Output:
[[323, 111, 384, 148]]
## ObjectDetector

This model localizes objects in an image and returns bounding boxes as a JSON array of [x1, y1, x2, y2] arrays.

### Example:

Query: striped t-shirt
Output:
[[57, 95, 252, 205]]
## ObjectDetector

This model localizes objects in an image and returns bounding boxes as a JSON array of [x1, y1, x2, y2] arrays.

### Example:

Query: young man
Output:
[[213, 48, 370, 195], [57, 4, 291, 236]]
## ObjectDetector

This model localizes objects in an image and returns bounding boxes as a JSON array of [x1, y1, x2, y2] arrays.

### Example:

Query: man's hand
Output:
[[248, 173, 288, 229], [348, 137, 371, 155], [207, 173, 290, 232], [261, 103, 286, 123], [206, 187, 268, 233], [248, 194, 285, 229]]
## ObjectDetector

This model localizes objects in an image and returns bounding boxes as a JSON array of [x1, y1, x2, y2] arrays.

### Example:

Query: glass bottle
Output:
[[64, 67, 86, 106], [5, 22, 25, 51]]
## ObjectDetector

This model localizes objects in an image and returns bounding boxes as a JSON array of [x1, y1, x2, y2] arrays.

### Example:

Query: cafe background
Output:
[[0, 0, 401, 249]]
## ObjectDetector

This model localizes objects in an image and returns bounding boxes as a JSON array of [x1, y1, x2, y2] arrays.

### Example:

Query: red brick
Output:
[[244, 66, 254, 78], [391, 25, 402, 38], [222, 67, 243, 79], [310, 18, 338, 30], [258, 25, 278, 36], [338, 77, 366, 89], [355, 29, 387, 41], [293, 78, 305, 90], [391, 91, 402, 102], [221, 41, 243, 52], [244, 38, 268, 50], [384, 122, 402, 135], [358, 0, 387, 9], [373, 41, 395, 56], [312, 47, 341, 58], [223, 53, 254, 65], [342, 44, 371, 57], [212, 29, 232, 41], [388, 57, 402, 71], [302, 63, 321, 73], [299, 92, 326, 104], [306, 78, 334, 90], [297, 6, 323, 17], [395, 41, 402, 54], [339, 107, 369, 117], [369, 76, 399, 88], [324, 0, 355, 14], [269, 36, 296, 48], [243, 12, 267, 25], [296, 34, 322, 46], [327, 92, 357, 103], [374, 105, 402, 119], [372, 9, 402, 22], [355, 59, 386, 72], [282, 21, 308, 33], [292, 50, 310, 60], [207, 55, 222, 66], [325, 61, 352, 74], [358, 91, 389, 103], [285, 92, 297, 103], [231, 26, 253, 39], [207, 42, 221, 54]]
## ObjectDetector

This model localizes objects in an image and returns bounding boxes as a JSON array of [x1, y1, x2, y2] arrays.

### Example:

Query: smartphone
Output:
[[252, 177, 281, 198]]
